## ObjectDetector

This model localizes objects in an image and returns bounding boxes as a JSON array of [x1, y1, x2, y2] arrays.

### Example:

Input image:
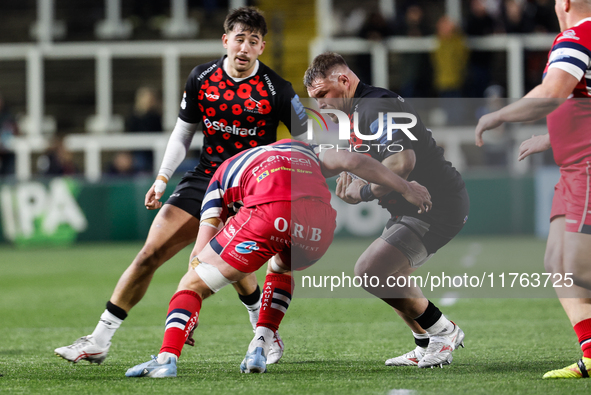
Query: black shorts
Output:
[[383, 186, 470, 256], [165, 170, 211, 219]]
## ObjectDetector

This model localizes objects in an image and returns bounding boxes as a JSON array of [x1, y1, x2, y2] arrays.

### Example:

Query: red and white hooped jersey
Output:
[[200, 139, 331, 223], [544, 18, 591, 166]]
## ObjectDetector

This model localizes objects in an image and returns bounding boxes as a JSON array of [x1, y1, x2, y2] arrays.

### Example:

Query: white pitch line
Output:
[[461, 242, 482, 268], [439, 292, 460, 306]]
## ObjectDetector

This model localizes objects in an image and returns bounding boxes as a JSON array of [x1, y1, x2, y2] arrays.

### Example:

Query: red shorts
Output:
[[550, 160, 591, 234], [209, 198, 336, 273]]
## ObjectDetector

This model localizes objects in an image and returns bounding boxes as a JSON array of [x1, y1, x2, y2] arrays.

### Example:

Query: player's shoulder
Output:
[[554, 19, 591, 48], [187, 58, 223, 83], [355, 83, 408, 114], [357, 83, 399, 99], [257, 61, 294, 93]]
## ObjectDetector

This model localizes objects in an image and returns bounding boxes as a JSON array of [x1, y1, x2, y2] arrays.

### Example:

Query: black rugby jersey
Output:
[[179, 56, 307, 175], [349, 82, 466, 221]]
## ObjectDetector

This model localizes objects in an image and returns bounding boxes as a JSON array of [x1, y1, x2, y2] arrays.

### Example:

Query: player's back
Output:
[[213, 139, 331, 209], [545, 19, 591, 166]]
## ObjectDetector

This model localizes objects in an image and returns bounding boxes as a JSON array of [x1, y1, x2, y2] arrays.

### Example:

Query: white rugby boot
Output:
[[266, 331, 284, 364], [418, 323, 465, 368], [385, 346, 426, 366], [125, 355, 177, 378], [54, 335, 109, 364]]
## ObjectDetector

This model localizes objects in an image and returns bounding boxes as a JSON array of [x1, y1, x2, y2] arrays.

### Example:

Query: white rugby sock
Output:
[[243, 297, 261, 330], [157, 352, 178, 364], [91, 310, 123, 348], [249, 326, 274, 355], [423, 315, 454, 336]]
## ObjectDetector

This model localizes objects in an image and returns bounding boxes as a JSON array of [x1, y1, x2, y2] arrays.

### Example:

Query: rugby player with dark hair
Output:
[[304, 52, 470, 369], [55, 6, 307, 366]]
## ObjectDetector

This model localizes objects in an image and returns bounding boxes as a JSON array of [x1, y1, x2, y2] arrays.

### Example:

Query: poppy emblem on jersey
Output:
[[235, 241, 260, 254]]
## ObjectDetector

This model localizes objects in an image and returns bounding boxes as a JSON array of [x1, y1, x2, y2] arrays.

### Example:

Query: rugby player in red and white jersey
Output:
[[55, 7, 307, 366], [476, 0, 591, 379], [124, 139, 432, 377]]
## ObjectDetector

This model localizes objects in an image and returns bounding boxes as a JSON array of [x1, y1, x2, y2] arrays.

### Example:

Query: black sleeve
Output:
[[178, 67, 203, 124], [277, 83, 308, 137], [365, 113, 415, 162]]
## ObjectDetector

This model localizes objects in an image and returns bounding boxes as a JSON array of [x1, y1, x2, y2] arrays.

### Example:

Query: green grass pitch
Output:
[[1, 236, 590, 394]]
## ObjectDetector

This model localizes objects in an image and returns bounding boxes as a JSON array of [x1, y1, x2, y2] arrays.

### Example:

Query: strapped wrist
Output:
[[360, 183, 376, 202]]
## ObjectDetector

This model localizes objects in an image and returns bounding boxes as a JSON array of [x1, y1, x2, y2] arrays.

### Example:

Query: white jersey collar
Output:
[[223, 57, 259, 82]]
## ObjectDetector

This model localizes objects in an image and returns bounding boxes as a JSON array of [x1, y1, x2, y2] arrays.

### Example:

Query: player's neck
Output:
[[223, 57, 259, 81]]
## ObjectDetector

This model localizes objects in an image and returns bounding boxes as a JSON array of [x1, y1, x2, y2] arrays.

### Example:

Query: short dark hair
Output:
[[303, 52, 349, 87], [224, 7, 267, 37]]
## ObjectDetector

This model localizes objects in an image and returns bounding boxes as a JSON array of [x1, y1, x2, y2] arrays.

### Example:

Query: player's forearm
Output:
[[350, 154, 410, 197], [496, 85, 565, 124], [157, 118, 198, 180]]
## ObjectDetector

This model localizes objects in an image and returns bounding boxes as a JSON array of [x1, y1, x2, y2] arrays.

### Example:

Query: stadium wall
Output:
[[0, 174, 535, 246]]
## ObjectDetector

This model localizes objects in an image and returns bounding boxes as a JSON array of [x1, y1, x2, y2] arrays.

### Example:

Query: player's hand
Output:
[[402, 181, 432, 214], [145, 177, 167, 210], [344, 179, 367, 203], [475, 112, 503, 147], [336, 172, 361, 204], [518, 134, 551, 161], [185, 328, 195, 346]]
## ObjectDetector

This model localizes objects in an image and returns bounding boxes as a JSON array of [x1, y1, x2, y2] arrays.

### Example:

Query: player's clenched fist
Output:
[[402, 180, 432, 214]]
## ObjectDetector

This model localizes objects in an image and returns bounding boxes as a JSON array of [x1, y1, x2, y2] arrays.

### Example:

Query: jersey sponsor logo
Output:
[[256, 170, 270, 182], [250, 155, 312, 176], [274, 217, 322, 241], [558, 29, 579, 41], [551, 48, 575, 62], [263, 74, 276, 95], [235, 241, 260, 254], [205, 92, 220, 100], [223, 224, 237, 238], [203, 117, 258, 136], [243, 96, 267, 114], [180, 92, 187, 110], [292, 94, 306, 120], [197, 64, 217, 81]]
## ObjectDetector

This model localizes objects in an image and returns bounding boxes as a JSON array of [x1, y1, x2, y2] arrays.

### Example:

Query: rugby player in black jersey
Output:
[[304, 52, 469, 369], [55, 7, 306, 366]]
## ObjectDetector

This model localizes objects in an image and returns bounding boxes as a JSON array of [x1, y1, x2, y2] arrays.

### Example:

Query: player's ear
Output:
[[338, 73, 350, 88], [258, 40, 266, 55], [222, 33, 228, 48]]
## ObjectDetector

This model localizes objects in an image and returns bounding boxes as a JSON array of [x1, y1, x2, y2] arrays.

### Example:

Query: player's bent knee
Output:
[[565, 261, 591, 289], [193, 258, 235, 293], [269, 256, 289, 274], [543, 247, 563, 274]]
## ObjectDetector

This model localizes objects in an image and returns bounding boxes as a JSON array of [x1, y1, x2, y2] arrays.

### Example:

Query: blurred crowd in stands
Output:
[[343, 0, 559, 99], [0, 0, 561, 178]]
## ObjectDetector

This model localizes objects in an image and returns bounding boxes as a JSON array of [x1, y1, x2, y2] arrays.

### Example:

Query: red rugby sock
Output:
[[575, 318, 591, 359], [159, 290, 202, 358], [257, 273, 294, 332]]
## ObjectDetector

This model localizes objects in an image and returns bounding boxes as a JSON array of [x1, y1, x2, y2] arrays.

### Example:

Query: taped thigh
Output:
[[380, 216, 433, 268], [193, 259, 235, 293]]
